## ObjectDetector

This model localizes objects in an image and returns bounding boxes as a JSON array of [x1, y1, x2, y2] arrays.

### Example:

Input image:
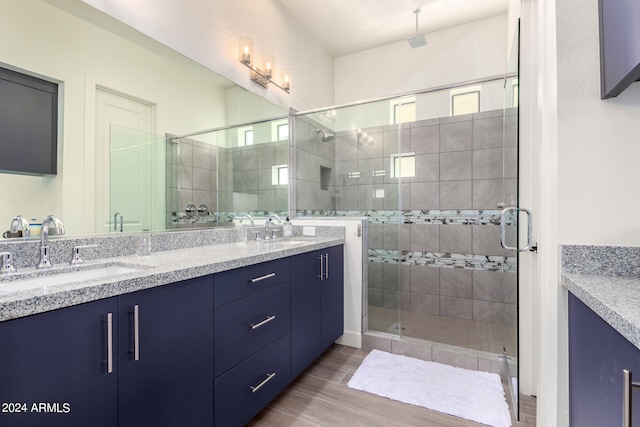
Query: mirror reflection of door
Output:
[[95, 88, 155, 233]]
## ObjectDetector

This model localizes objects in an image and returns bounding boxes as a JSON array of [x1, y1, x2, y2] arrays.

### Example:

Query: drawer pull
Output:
[[250, 372, 276, 393], [250, 272, 276, 283], [250, 315, 276, 329]]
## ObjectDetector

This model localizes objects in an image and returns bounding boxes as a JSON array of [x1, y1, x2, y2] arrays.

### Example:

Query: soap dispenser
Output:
[[283, 216, 293, 238]]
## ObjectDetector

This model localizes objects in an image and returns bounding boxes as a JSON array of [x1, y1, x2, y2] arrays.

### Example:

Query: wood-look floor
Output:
[[368, 306, 518, 357], [249, 345, 536, 427]]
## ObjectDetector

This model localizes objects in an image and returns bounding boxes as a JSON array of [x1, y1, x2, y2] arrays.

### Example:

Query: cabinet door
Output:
[[291, 250, 323, 378], [118, 275, 214, 427], [0, 298, 118, 427], [569, 293, 640, 427], [321, 245, 344, 350]]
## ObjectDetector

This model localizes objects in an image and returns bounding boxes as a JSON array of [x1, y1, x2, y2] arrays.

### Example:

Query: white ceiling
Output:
[[278, 0, 510, 57]]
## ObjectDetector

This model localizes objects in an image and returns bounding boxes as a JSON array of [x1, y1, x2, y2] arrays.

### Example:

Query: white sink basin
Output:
[[0, 264, 141, 294]]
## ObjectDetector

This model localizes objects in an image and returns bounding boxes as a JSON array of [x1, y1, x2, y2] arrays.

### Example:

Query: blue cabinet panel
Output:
[[291, 245, 344, 379], [569, 292, 640, 427], [215, 282, 291, 377], [0, 298, 118, 427], [215, 333, 291, 427], [321, 245, 344, 350], [118, 275, 214, 427]]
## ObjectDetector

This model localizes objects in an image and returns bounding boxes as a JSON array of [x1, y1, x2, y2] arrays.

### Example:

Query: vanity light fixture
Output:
[[357, 130, 373, 145], [238, 35, 291, 93]]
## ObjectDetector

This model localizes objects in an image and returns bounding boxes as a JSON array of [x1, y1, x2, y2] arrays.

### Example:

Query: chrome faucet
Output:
[[264, 214, 283, 240], [239, 214, 254, 226], [37, 215, 65, 269], [0, 252, 16, 275], [114, 212, 124, 232], [9, 215, 30, 238]]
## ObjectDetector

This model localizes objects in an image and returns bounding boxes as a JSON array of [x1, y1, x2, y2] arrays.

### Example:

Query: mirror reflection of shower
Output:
[[316, 128, 334, 142]]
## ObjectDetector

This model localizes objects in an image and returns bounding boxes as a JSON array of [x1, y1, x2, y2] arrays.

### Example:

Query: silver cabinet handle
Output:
[[250, 315, 276, 330], [250, 272, 275, 283], [623, 369, 640, 426], [318, 255, 324, 280], [250, 372, 276, 393], [325, 253, 329, 279], [500, 207, 533, 252], [130, 305, 140, 361], [105, 312, 113, 374]]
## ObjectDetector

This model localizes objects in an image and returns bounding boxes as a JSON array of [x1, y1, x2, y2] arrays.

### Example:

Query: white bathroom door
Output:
[[95, 88, 155, 233]]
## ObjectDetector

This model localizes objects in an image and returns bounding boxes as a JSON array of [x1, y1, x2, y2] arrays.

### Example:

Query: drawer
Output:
[[214, 257, 290, 307], [214, 283, 291, 377], [215, 333, 291, 427]]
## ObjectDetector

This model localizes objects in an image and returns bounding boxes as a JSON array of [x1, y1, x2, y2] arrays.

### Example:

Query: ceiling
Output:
[[278, 0, 510, 57]]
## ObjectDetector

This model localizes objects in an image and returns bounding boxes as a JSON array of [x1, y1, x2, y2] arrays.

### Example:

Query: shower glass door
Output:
[[500, 24, 521, 419]]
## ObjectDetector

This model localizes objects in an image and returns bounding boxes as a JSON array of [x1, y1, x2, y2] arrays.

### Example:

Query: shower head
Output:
[[407, 9, 427, 49], [316, 128, 335, 142]]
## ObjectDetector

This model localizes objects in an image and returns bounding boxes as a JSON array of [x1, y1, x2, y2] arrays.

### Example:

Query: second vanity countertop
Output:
[[563, 273, 640, 350], [561, 245, 640, 351], [0, 236, 344, 323]]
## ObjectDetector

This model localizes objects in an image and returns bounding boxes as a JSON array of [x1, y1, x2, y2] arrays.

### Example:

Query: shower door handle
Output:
[[500, 207, 533, 252]]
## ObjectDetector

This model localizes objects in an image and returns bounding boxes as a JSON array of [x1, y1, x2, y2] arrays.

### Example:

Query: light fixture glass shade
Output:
[[282, 67, 291, 92], [239, 35, 253, 64], [262, 53, 274, 78]]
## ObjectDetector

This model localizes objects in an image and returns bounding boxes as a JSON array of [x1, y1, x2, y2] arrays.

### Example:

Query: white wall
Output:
[[334, 14, 508, 105], [0, 0, 230, 235], [557, 0, 640, 245], [81, 0, 335, 112]]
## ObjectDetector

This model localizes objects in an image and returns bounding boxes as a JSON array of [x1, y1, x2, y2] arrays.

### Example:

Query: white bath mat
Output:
[[348, 349, 511, 427]]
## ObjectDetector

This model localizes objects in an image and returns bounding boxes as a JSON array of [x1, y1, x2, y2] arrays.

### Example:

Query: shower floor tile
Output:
[[368, 305, 517, 356]]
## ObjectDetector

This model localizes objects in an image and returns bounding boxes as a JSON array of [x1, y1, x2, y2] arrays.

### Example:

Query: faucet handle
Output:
[[70, 244, 99, 265], [0, 252, 16, 275]]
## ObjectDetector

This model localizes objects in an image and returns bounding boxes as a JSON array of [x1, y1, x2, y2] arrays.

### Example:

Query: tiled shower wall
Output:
[[293, 108, 517, 326], [218, 140, 289, 214], [166, 137, 218, 229], [167, 137, 288, 227]]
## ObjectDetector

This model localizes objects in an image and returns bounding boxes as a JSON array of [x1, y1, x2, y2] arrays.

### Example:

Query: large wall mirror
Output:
[[1, 0, 287, 238]]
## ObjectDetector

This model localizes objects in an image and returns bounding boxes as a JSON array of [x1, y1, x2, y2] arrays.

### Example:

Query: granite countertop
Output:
[[561, 245, 640, 350], [0, 236, 343, 322], [562, 273, 640, 350]]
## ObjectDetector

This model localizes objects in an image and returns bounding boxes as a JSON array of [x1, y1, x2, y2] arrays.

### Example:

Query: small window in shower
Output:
[[390, 152, 415, 178], [271, 164, 288, 185], [237, 125, 254, 146], [271, 119, 289, 141], [244, 129, 254, 145], [390, 96, 416, 124], [451, 86, 480, 116]]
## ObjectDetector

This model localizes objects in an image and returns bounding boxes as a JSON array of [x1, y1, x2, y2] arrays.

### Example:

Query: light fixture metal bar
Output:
[[241, 62, 290, 93]]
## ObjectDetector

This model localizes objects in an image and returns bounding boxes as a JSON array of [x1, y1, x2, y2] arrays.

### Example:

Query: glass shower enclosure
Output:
[[291, 73, 520, 416]]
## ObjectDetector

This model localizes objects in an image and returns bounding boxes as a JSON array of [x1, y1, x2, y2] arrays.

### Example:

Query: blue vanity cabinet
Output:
[[291, 245, 344, 378], [569, 292, 640, 427], [117, 275, 214, 427], [0, 298, 119, 427], [214, 258, 292, 427]]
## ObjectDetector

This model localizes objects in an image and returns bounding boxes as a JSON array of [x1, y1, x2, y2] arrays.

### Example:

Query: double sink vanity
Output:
[[0, 225, 344, 427]]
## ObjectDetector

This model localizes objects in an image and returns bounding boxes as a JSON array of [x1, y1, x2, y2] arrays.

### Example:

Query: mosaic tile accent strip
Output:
[[296, 209, 516, 226], [369, 248, 517, 273], [172, 211, 288, 224]]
